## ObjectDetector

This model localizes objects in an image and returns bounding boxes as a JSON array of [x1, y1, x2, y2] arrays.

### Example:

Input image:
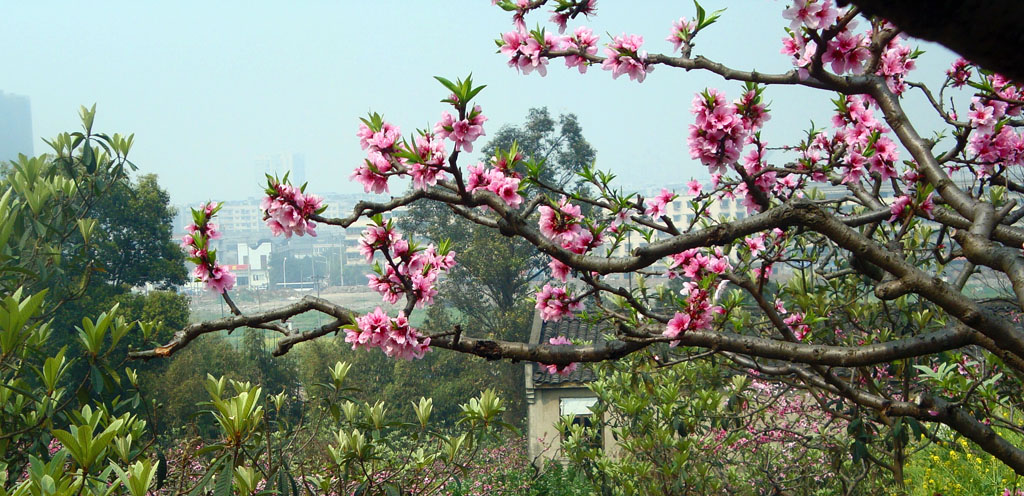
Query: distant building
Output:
[[236, 241, 273, 289], [0, 91, 33, 163], [526, 313, 617, 466], [255, 153, 306, 185], [175, 193, 373, 237]]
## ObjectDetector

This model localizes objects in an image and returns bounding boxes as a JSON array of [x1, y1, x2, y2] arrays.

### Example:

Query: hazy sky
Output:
[[2, 1, 956, 205]]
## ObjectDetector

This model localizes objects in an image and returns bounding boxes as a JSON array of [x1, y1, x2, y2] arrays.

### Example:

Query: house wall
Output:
[[527, 386, 595, 464], [527, 386, 619, 467]]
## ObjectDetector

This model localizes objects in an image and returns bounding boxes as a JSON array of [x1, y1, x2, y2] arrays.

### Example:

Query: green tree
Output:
[[47, 173, 189, 369], [91, 173, 187, 289], [482, 107, 596, 189], [141, 334, 248, 435], [0, 106, 136, 304]]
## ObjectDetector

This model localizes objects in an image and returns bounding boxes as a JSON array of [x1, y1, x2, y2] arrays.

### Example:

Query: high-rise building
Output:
[[0, 91, 33, 163], [255, 153, 306, 185]]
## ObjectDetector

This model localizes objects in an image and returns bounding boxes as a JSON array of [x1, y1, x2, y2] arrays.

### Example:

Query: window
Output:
[[560, 397, 601, 449]]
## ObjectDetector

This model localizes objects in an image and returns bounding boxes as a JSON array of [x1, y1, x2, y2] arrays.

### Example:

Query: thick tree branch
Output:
[[842, 0, 1024, 83]]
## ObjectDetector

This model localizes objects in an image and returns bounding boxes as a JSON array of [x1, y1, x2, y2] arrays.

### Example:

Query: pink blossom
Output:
[[560, 228, 603, 255], [745, 235, 767, 257], [538, 196, 583, 241], [367, 122, 401, 151], [707, 250, 730, 274], [434, 107, 487, 152], [687, 179, 702, 196], [408, 132, 448, 189], [492, 175, 523, 207], [205, 264, 236, 294], [688, 88, 748, 172], [877, 38, 916, 95], [500, 29, 563, 76], [781, 33, 818, 80], [548, 0, 595, 33], [782, 0, 837, 31], [822, 24, 869, 75], [466, 163, 523, 208], [183, 203, 237, 294], [549, 258, 571, 282], [601, 33, 652, 82], [784, 313, 810, 341], [261, 181, 324, 238], [968, 97, 999, 132], [668, 248, 730, 280], [946, 58, 972, 88], [351, 150, 392, 194], [358, 223, 400, 263], [535, 284, 582, 321], [663, 282, 722, 346], [888, 195, 913, 222], [347, 308, 431, 360], [920, 193, 935, 218], [361, 221, 456, 309], [563, 26, 599, 73], [664, 312, 690, 341], [666, 17, 696, 53], [644, 188, 675, 218]]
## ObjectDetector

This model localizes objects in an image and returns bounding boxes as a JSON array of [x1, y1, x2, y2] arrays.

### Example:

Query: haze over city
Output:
[[3, 1, 955, 206]]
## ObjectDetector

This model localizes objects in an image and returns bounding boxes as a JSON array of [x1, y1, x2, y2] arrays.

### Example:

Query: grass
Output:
[[902, 434, 1024, 496]]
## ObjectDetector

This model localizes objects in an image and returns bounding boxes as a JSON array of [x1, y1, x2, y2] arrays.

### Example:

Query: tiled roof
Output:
[[532, 317, 609, 386]]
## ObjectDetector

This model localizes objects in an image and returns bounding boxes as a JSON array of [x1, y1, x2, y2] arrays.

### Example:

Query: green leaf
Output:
[[82, 142, 96, 174], [214, 456, 234, 496], [91, 364, 105, 394], [186, 455, 225, 496], [434, 76, 458, 95]]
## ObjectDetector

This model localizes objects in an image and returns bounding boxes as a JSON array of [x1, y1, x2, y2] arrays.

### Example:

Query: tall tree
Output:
[[50, 172, 188, 347], [483, 107, 596, 189], [92, 173, 187, 289]]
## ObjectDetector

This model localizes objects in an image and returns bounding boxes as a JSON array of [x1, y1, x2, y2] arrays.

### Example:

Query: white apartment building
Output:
[[236, 241, 273, 289]]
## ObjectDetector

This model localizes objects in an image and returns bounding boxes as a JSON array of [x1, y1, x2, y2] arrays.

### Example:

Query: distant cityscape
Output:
[[0, 91, 33, 163], [174, 180, 877, 292], [1, 89, 912, 293]]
